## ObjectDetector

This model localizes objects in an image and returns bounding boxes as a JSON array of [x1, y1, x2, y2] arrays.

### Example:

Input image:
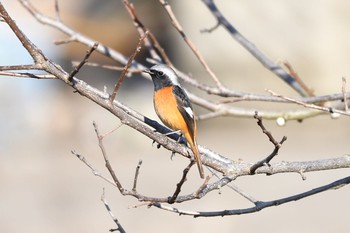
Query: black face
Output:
[[149, 69, 173, 91]]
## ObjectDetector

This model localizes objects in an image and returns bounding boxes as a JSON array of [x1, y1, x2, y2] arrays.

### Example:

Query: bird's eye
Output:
[[157, 71, 164, 76]]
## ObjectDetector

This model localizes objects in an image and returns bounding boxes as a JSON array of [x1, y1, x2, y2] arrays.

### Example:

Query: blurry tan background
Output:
[[1, 0, 349, 232]]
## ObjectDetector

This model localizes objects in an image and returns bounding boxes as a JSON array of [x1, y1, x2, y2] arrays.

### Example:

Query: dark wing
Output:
[[173, 85, 196, 138]]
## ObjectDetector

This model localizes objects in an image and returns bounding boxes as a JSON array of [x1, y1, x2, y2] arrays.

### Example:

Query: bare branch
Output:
[[109, 32, 148, 104], [122, 0, 163, 63], [267, 89, 350, 117], [342, 77, 349, 112], [168, 161, 195, 204], [0, 71, 56, 79], [151, 175, 350, 217], [101, 189, 127, 233], [19, 0, 137, 70], [158, 0, 223, 88], [71, 150, 117, 187], [250, 112, 287, 174], [15, 0, 350, 123], [283, 60, 315, 96], [68, 42, 99, 81], [2, 2, 348, 178], [0, 64, 41, 71], [132, 160, 142, 192], [54, 0, 60, 21], [201, 0, 310, 97], [93, 122, 125, 193], [208, 167, 259, 203], [71, 61, 142, 74]]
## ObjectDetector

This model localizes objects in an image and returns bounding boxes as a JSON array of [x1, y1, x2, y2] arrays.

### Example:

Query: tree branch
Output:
[[1, 1, 350, 222], [101, 189, 127, 233], [201, 0, 310, 97], [151, 175, 350, 217], [158, 0, 223, 88], [250, 112, 287, 174], [68, 42, 99, 81], [16, 0, 350, 122], [109, 31, 148, 104]]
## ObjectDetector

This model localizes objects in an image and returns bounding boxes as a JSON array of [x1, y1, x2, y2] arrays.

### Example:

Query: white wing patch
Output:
[[184, 106, 194, 119]]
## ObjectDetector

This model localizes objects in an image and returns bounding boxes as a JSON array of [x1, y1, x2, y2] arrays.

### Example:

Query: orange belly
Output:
[[154, 86, 187, 132]]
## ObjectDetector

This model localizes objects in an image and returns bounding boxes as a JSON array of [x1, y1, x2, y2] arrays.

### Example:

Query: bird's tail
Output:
[[186, 135, 205, 179]]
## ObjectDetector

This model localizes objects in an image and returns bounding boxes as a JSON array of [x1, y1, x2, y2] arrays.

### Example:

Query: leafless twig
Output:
[[168, 161, 195, 204], [54, 0, 60, 21], [250, 112, 287, 174], [158, 0, 223, 88], [71, 62, 142, 74], [71, 150, 117, 187], [101, 189, 127, 233], [93, 121, 125, 192], [201, 0, 309, 97], [68, 42, 99, 81], [109, 32, 148, 104], [342, 77, 348, 112], [132, 160, 142, 192], [0, 71, 56, 79], [283, 60, 315, 96], [267, 89, 350, 117]]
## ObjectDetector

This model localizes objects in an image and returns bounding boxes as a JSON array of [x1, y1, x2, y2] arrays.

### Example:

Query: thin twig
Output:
[[132, 160, 143, 192], [158, 0, 223, 88], [109, 31, 148, 104], [19, 0, 136, 70], [207, 167, 259, 204], [69, 42, 99, 81], [283, 60, 314, 96], [250, 112, 287, 174], [267, 89, 350, 117], [122, 0, 162, 63], [0, 64, 41, 71], [342, 77, 348, 112], [0, 71, 56, 79], [54, 37, 76, 45], [71, 61, 142, 74], [71, 150, 117, 187], [93, 121, 125, 193], [54, 0, 60, 21], [101, 189, 127, 233], [201, 0, 309, 96], [101, 122, 124, 138], [0, 2, 50, 67], [168, 161, 194, 204], [200, 21, 220, 33], [147, 32, 174, 67]]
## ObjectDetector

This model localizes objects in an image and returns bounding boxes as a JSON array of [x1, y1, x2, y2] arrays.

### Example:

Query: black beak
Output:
[[142, 69, 153, 75]]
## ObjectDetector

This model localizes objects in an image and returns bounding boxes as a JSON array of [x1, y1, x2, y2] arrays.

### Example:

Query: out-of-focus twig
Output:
[[201, 0, 309, 97]]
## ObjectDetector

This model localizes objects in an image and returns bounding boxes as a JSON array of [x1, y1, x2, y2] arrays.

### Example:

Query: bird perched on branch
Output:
[[144, 64, 205, 179]]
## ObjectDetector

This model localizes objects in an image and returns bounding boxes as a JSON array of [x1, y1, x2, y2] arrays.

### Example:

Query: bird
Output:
[[144, 64, 205, 179]]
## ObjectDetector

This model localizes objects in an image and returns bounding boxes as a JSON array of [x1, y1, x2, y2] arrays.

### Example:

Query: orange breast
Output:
[[154, 86, 187, 132]]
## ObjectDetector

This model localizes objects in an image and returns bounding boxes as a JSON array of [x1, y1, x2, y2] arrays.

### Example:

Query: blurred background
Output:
[[0, 0, 349, 232]]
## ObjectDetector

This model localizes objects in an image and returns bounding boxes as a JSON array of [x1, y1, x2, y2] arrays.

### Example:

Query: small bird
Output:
[[144, 64, 205, 179]]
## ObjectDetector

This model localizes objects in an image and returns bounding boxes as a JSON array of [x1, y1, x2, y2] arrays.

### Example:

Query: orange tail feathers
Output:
[[186, 135, 205, 179]]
